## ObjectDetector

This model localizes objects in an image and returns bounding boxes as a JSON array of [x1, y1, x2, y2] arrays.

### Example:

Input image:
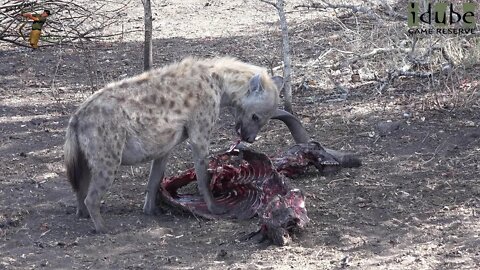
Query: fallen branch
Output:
[[293, 1, 380, 20], [329, 47, 410, 70], [377, 69, 433, 94], [294, 0, 406, 21], [375, 1, 407, 20]]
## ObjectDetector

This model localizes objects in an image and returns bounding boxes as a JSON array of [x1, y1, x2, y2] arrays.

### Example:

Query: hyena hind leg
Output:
[[143, 154, 170, 215], [76, 168, 91, 218], [84, 162, 119, 233]]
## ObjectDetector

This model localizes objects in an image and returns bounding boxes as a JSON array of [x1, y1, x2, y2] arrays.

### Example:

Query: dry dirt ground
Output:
[[1, 1, 479, 269]]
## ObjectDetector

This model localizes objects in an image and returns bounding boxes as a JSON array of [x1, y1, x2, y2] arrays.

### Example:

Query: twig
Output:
[[330, 47, 409, 70], [1, 0, 132, 47], [50, 44, 64, 102], [372, 1, 408, 20], [377, 69, 433, 94], [294, 1, 380, 20], [259, 0, 277, 9]]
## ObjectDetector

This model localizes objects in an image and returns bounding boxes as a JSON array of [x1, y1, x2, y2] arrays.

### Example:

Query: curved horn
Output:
[[271, 109, 361, 168], [271, 109, 310, 144]]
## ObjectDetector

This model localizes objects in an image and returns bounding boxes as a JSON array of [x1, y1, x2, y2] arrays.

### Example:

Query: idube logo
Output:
[[408, 2, 476, 35]]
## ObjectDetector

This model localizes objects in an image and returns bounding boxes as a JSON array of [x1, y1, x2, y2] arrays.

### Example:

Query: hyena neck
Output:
[[209, 57, 267, 108]]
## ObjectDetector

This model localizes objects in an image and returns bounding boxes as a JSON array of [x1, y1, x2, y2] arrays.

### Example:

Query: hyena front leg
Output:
[[143, 154, 170, 215], [189, 134, 228, 215]]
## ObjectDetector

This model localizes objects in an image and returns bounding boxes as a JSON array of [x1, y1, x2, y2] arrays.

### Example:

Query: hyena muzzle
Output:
[[64, 57, 283, 233]]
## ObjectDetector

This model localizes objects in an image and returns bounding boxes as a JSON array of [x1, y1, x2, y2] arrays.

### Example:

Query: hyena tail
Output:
[[64, 115, 90, 193]]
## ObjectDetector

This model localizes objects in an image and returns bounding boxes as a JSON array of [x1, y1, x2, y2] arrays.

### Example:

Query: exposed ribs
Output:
[[159, 141, 345, 245]]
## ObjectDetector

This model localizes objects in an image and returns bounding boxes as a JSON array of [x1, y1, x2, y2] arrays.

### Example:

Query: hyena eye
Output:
[[251, 114, 259, 121]]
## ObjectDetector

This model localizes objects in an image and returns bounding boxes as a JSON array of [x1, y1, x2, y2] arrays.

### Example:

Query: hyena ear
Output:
[[248, 74, 264, 95], [271, 76, 284, 92]]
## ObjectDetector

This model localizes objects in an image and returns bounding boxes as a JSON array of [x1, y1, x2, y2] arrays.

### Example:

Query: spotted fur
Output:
[[64, 57, 282, 232]]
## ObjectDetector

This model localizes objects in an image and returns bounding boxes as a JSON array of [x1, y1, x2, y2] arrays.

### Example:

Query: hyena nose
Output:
[[246, 135, 255, 143]]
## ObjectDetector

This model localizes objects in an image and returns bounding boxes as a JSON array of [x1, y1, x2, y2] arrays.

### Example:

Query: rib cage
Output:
[[159, 142, 348, 245]]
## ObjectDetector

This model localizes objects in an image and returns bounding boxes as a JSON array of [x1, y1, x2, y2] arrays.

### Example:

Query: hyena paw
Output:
[[143, 205, 163, 216], [208, 203, 228, 215], [76, 208, 90, 218]]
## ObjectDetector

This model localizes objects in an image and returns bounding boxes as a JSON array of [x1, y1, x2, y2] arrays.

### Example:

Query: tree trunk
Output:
[[143, 0, 153, 71], [276, 0, 293, 113]]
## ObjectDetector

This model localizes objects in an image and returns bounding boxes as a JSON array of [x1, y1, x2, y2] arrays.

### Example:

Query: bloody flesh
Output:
[[159, 142, 344, 245]]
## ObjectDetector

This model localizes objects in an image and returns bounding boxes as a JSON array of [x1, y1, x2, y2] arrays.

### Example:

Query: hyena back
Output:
[[64, 57, 282, 233]]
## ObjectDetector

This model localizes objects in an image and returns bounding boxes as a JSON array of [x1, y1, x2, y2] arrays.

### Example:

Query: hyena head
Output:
[[235, 74, 283, 143]]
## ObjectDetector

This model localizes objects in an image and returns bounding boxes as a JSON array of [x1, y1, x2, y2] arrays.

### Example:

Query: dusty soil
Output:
[[1, 1, 479, 269]]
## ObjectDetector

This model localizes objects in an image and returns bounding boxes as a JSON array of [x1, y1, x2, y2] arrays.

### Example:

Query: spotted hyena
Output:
[[64, 57, 283, 233]]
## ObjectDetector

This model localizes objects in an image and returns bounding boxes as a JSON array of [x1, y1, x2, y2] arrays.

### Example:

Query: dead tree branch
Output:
[[375, 40, 456, 94], [376, 69, 433, 94], [294, 0, 407, 21], [293, 0, 380, 20], [374, 1, 407, 20], [260, 0, 293, 113], [141, 0, 153, 71], [329, 47, 411, 70], [296, 0, 465, 97], [0, 0, 132, 47]]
